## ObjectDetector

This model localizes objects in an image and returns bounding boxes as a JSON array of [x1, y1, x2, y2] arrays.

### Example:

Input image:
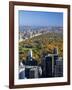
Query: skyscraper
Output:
[[42, 56, 53, 77], [41, 48, 59, 77]]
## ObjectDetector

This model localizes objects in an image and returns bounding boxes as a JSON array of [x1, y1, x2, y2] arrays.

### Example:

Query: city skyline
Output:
[[19, 10, 63, 27]]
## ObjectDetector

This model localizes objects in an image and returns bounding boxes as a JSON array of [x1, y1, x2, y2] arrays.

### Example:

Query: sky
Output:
[[19, 10, 63, 27]]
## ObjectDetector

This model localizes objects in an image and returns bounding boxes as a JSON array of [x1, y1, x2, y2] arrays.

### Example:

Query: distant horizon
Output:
[[19, 25, 63, 27], [19, 10, 63, 27]]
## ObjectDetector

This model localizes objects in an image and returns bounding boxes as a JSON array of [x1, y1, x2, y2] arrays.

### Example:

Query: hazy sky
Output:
[[19, 10, 63, 27]]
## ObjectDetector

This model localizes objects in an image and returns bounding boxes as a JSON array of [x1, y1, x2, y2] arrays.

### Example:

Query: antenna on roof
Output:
[[28, 49, 32, 61]]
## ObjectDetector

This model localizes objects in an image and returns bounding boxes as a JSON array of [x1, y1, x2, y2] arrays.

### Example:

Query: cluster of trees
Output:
[[19, 32, 63, 63]]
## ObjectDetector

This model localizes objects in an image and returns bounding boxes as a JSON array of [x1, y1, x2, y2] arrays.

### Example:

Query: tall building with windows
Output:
[[19, 48, 63, 79], [41, 48, 59, 77], [54, 59, 63, 77], [19, 32, 23, 42], [19, 49, 42, 79], [41, 56, 53, 77]]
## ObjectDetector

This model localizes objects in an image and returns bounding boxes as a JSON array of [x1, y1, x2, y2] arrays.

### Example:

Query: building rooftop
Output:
[[25, 59, 38, 66]]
